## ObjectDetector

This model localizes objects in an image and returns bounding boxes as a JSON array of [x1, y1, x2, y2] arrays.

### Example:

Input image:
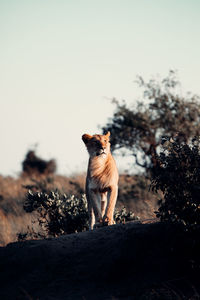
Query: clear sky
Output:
[[1, 0, 200, 176]]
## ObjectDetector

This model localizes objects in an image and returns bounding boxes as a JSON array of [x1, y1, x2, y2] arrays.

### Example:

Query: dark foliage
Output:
[[102, 71, 200, 175], [22, 185, 139, 239], [24, 191, 89, 236], [22, 150, 56, 175], [151, 137, 200, 232], [114, 207, 140, 224]]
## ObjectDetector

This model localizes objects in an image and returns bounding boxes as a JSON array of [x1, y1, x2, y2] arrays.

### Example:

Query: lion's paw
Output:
[[103, 217, 115, 226]]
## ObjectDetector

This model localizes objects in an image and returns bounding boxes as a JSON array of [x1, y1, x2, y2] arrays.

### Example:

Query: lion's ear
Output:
[[82, 134, 92, 144], [105, 131, 110, 138]]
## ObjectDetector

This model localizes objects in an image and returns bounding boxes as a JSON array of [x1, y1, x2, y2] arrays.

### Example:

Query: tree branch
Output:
[[133, 154, 147, 168]]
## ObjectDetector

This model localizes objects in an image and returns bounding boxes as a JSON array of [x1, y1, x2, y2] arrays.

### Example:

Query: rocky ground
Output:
[[0, 221, 199, 300]]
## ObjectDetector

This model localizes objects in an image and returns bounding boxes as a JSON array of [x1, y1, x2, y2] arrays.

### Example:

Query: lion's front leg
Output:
[[103, 186, 118, 225], [101, 192, 107, 217], [89, 190, 102, 226]]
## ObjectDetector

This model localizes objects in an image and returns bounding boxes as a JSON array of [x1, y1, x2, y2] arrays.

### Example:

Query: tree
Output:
[[102, 71, 200, 176], [22, 150, 56, 175]]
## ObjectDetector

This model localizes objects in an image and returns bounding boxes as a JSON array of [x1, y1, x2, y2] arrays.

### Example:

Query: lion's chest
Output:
[[88, 177, 110, 192], [87, 155, 118, 191]]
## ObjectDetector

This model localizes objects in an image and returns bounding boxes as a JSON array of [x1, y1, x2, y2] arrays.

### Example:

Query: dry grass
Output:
[[117, 174, 159, 219]]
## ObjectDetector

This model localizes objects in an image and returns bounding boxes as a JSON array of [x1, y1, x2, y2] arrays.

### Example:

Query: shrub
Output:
[[151, 137, 200, 232], [24, 191, 89, 236], [22, 187, 139, 239], [114, 207, 140, 224]]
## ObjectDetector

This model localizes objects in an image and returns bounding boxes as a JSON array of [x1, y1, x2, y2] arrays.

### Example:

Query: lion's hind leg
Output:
[[88, 204, 95, 230]]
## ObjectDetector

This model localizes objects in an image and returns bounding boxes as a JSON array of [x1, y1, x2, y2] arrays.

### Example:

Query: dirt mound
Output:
[[0, 222, 199, 299]]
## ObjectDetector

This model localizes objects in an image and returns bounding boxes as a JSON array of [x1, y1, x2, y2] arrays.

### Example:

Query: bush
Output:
[[24, 191, 89, 236], [22, 187, 139, 239], [114, 207, 140, 224], [151, 137, 200, 232]]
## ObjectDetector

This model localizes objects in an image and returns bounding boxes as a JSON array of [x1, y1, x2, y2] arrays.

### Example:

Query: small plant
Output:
[[114, 207, 140, 224]]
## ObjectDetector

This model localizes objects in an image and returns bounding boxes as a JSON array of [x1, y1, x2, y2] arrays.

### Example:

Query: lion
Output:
[[82, 131, 119, 229]]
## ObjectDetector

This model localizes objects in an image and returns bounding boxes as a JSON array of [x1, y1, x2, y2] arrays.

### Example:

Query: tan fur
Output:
[[82, 132, 118, 229]]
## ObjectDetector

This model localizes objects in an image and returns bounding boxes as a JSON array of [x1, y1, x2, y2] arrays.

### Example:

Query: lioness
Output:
[[82, 131, 118, 229]]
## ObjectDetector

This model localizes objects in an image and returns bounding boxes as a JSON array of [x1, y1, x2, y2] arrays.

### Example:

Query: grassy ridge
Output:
[[0, 173, 158, 246]]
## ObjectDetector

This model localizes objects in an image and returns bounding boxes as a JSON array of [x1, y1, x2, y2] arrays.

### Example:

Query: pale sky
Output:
[[1, 0, 200, 176]]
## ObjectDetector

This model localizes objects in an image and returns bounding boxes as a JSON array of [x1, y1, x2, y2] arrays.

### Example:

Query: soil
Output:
[[0, 221, 199, 300]]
